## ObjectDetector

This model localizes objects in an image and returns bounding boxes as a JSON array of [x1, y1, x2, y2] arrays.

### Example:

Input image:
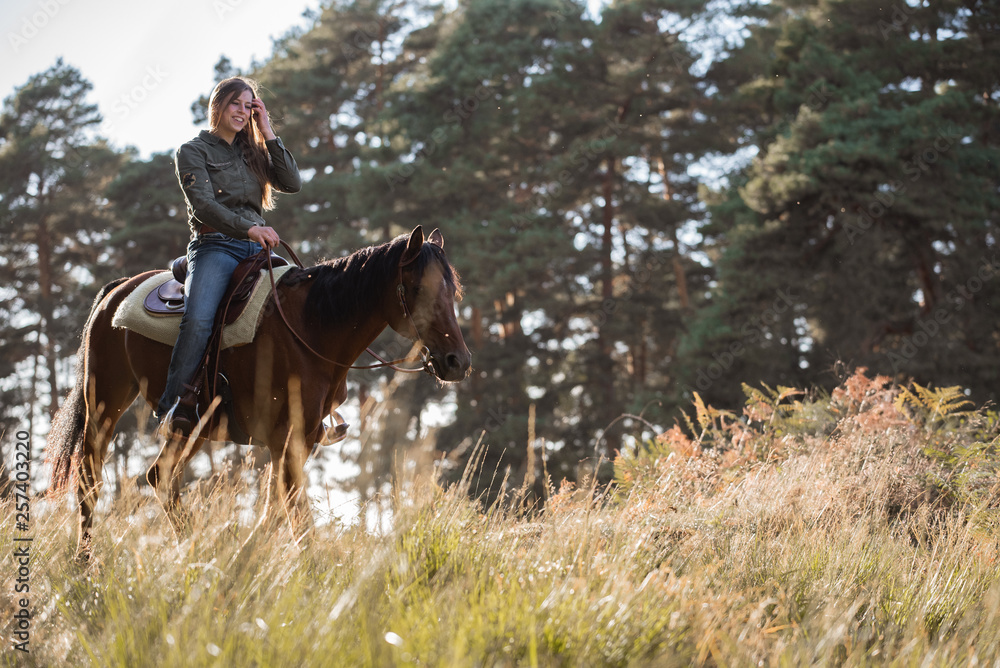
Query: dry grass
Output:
[[3, 369, 1000, 666]]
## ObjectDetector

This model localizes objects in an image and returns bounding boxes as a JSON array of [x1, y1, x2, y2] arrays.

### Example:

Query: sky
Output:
[[2, 0, 322, 158]]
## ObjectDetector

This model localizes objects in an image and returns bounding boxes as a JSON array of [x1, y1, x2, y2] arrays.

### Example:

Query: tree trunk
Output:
[[598, 157, 620, 459], [470, 306, 484, 405], [36, 215, 59, 418], [28, 344, 39, 445], [657, 157, 690, 310], [636, 324, 648, 386]]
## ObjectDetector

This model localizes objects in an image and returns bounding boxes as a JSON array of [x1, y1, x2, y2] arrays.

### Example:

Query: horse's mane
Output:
[[285, 234, 460, 327]]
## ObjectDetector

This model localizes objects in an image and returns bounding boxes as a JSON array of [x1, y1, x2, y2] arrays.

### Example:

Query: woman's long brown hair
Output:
[[208, 76, 277, 210]]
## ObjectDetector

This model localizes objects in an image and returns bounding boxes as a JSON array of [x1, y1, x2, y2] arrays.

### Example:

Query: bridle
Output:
[[265, 241, 433, 375]]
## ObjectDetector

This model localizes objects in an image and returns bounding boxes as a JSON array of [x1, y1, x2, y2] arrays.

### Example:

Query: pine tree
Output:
[[0, 60, 123, 426], [235, 0, 451, 504], [680, 0, 1000, 405], [104, 151, 190, 276], [373, 0, 720, 497], [253, 0, 445, 255], [540, 0, 717, 465]]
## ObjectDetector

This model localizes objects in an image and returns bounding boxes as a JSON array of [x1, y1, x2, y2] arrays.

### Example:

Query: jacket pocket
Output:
[[206, 160, 236, 194]]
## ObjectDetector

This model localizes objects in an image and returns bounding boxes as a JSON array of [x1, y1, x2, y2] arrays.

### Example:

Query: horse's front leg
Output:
[[146, 433, 204, 531], [268, 430, 313, 529]]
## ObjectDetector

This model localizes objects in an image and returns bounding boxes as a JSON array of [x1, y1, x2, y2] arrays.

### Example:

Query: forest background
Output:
[[1, 0, 997, 510]]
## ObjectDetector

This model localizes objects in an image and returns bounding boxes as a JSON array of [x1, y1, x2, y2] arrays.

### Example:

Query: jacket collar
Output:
[[199, 130, 244, 156]]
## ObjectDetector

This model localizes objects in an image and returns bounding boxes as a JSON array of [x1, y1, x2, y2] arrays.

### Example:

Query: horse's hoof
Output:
[[75, 535, 93, 565], [167, 508, 193, 534]]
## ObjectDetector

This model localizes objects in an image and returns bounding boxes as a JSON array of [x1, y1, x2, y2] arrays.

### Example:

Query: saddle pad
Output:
[[111, 265, 295, 349]]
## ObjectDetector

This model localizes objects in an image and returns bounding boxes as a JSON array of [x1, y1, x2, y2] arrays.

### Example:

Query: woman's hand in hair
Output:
[[251, 98, 276, 141], [247, 225, 280, 249]]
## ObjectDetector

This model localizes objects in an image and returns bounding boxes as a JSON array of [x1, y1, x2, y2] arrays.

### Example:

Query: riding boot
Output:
[[158, 383, 200, 438]]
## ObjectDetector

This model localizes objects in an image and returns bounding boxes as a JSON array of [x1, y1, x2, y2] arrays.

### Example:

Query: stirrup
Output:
[[318, 417, 350, 446]]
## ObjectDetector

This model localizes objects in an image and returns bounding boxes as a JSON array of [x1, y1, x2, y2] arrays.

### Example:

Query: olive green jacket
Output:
[[175, 130, 301, 239]]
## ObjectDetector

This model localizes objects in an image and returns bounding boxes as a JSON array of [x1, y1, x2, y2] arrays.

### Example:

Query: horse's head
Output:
[[390, 226, 472, 382]]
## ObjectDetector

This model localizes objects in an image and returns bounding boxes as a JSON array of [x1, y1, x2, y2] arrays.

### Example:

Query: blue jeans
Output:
[[156, 233, 263, 416]]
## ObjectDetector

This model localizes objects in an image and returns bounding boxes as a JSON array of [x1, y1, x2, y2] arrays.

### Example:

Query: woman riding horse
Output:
[[158, 76, 300, 437], [46, 78, 473, 560], [48, 225, 472, 560]]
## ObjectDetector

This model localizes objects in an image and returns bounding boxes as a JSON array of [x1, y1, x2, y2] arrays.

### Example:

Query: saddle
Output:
[[161, 247, 293, 443], [144, 252, 289, 325]]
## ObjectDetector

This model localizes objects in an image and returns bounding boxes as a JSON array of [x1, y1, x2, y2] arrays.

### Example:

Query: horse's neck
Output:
[[345, 316, 392, 367], [296, 268, 394, 367]]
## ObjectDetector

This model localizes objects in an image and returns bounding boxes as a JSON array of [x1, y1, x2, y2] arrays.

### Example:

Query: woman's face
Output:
[[216, 88, 254, 140]]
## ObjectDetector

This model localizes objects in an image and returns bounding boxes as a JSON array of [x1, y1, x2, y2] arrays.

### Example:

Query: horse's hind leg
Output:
[[78, 337, 139, 559]]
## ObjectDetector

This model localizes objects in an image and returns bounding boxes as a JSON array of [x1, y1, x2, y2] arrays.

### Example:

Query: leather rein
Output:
[[265, 241, 432, 375]]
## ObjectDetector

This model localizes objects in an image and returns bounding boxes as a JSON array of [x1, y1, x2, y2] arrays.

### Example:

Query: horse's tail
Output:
[[47, 277, 129, 494]]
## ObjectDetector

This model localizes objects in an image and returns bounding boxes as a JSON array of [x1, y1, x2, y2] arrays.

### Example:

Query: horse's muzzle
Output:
[[429, 350, 472, 382]]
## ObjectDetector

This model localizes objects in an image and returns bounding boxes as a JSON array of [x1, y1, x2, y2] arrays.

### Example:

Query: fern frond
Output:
[[896, 382, 973, 425], [693, 392, 711, 431], [776, 386, 804, 402], [893, 386, 918, 415]]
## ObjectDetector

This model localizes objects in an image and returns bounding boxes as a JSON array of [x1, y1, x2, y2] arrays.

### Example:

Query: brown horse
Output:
[[47, 226, 471, 558]]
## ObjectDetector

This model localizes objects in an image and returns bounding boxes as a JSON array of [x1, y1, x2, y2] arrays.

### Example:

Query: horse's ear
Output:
[[401, 225, 424, 266], [428, 228, 444, 249]]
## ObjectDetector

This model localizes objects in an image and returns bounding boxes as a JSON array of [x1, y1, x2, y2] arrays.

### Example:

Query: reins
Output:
[[265, 241, 432, 374]]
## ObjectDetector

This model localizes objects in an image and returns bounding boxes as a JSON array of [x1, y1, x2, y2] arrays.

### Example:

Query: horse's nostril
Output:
[[446, 353, 461, 370]]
